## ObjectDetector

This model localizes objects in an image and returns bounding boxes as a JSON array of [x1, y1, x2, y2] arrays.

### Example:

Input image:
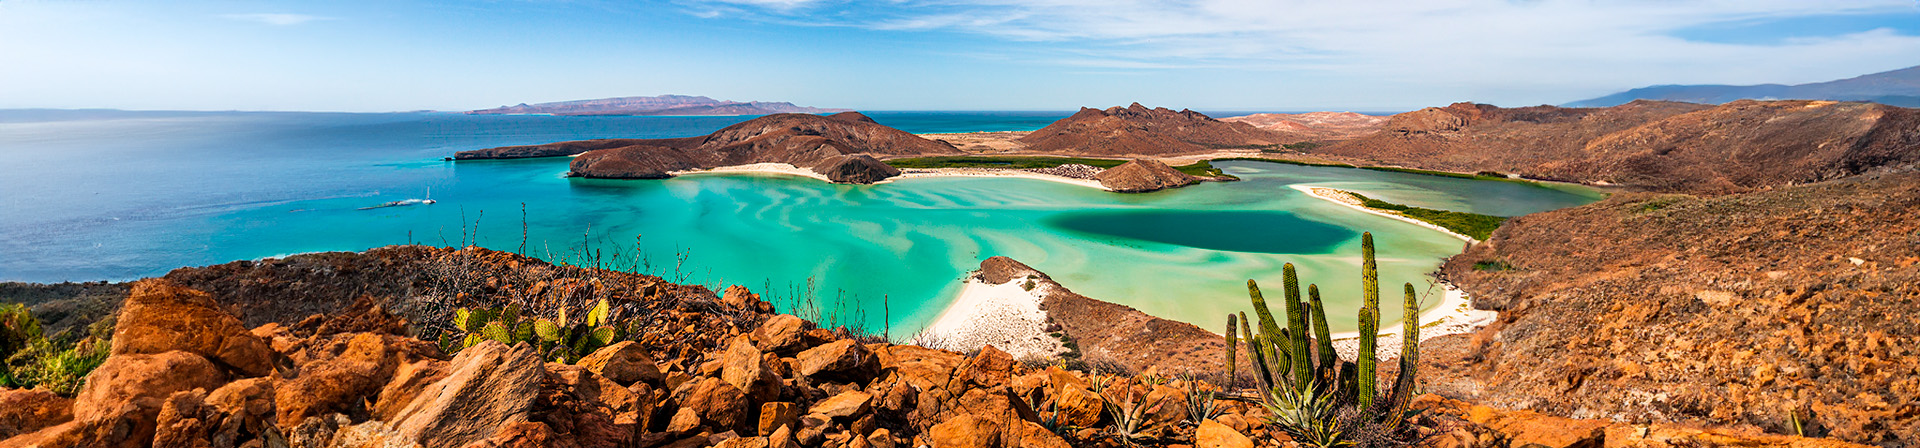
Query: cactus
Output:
[[1226, 232, 1428, 447], [444, 299, 623, 363], [1280, 263, 1311, 392], [1225, 313, 1239, 387], [1308, 284, 1335, 381]]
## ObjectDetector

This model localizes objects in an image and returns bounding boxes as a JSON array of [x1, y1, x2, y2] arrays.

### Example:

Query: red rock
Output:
[[69, 351, 230, 447], [675, 377, 750, 433], [0, 388, 74, 439], [807, 391, 872, 420], [951, 345, 1015, 390], [752, 315, 812, 355], [1196, 419, 1253, 448], [111, 279, 276, 377], [578, 341, 664, 387], [757, 402, 799, 437], [391, 340, 545, 448], [721, 335, 779, 403], [794, 340, 876, 382], [928, 414, 1000, 448]]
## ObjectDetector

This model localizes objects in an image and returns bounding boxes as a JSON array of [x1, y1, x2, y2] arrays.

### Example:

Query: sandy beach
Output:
[[912, 275, 1067, 360], [1289, 184, 1479, 244], [669, 162, 832, 182], [1329, 282, 1495, 362]]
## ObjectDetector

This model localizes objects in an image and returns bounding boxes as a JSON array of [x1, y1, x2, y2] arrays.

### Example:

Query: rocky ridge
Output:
[[1019, 104, 1304, 156], [1308, 100, 1920, 194], [455, 112, 960, 184], [1217, 112, 1387, 140], [1092, 160, 1199, 193]]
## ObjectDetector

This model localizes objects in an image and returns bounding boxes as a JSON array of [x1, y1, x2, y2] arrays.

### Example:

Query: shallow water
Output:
[[0, 110, 1600, 335]]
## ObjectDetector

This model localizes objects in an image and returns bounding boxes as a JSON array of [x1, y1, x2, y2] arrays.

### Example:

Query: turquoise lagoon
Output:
[[0, 110, 1601, 335]]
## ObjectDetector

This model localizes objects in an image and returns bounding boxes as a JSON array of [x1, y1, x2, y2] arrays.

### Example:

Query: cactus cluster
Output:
[[440, 299, 622, 363], [1222, 232, 1425, 447]]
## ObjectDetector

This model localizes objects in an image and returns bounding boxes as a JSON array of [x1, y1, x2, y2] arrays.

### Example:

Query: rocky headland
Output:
[[456, 112, 959, 184]]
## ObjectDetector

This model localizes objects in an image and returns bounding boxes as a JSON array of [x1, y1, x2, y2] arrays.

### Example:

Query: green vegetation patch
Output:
[[1172, 160, 1236, 179], [1212, 157, 1357, 168], [1634, 195, 1691, 213], [1472, 260, 1513, 271], [884, 156, 1126, 170], [1, 303, 113, 396], [1348, 192, 1508, 240]]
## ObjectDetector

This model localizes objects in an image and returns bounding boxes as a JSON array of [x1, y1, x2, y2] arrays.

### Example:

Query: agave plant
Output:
[[1222, 232, 1427, 447], [441, 299, 621, 363]]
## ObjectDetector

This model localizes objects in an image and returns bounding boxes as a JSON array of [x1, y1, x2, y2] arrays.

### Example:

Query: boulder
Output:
[[1051, 386, 1104, 428], [577, 341, 664, 386], [1008, 420, 1070, 448], [1093, 159, 1199, 193], [372, 360, 448, 422], [807, 391, 872, 420], [757, 402, 799, 437], [329, 420, 421, 448], [951, 345, 1015, 390], [752, 315, 812, 355], [1196, 419, 1253, 448], [675, 377, 751, 432], [70, 350, 230, 447], [390, 340, 545, 448], [0, 388, 74, 439], [794, 340, 876, 382], [811, 154, 902, 184], [276, 333, 429, 427], [928, 414, 1000, 448], [721, 335, 780, 402], [721, 285, 764, 310], [111, 279, 276, 377]]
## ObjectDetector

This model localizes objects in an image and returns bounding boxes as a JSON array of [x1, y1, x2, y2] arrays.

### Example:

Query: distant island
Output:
[[1567, 64, 1920, 107], [466, 94, 850, 116]]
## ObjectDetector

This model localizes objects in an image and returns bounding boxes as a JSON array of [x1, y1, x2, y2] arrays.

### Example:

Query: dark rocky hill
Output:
[[1092, 159, 1198, 193], [1310, 100, 1920, 193], [1568, 65, 1920, 108], [455, 112, 961, 184], [1019, 103, 1304, 156]]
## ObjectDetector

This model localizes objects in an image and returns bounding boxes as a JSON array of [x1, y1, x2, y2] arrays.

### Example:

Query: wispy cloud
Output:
[[220, 13, 332, 26], [687, 0, 1920, 94]]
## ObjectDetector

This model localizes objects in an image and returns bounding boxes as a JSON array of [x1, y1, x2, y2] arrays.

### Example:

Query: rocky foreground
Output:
[[1426, 169, 1920, 446], [0, 246, 1883, 448]]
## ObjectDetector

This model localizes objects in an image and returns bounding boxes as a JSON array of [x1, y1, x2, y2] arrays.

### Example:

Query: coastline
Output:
[[1288, 184, 1480, 244], [912, 274, 1066, 360], [671, 162, 1111, 190], [1328, 282, 1494, 362]]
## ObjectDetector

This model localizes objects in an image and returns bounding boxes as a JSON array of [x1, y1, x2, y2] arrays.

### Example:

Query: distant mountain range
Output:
[[466, 94, 850, 116], [1566, 64, 1920, 107]]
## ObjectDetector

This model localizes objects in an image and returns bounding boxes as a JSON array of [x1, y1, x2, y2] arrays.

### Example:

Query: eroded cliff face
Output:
[[457, 112, 961, 184], [1312, 100, 1920, 193], [1019, 103, 1304, 156], [1428, 170, 1920, 446]]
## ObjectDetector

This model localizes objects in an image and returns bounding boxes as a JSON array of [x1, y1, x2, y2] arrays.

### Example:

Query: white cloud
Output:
[[220, 13, 331, 26], [696, 0, 1920, 105]]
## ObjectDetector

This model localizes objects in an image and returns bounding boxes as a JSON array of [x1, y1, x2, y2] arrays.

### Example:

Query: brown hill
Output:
[[1019, 103, 1304, 155], [1093, 159, 1198, 192], [1311, 100, 1920, 193], [1218, 111, 1387, 139], [456, 112, 961, 183], [1425, 169, 1920, 446]]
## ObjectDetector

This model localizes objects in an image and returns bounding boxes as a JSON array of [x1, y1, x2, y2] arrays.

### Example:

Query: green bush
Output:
[[0, 304, 113, 396], [1347, 192, 1508, 241], [440, 299, 622, 363]]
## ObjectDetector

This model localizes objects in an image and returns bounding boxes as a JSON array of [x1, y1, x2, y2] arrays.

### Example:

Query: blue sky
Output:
[[2, 0, 1918, 112]]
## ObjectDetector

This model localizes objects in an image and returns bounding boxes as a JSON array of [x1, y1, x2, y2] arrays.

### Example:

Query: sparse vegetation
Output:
[[1171, 160, 1236, 179], [440, 299, 623, 363], [1346, 191, 1508, 240], [1472, 260, 1513, 271], [1224, 233, 1429, 447], [0, 303, 113, 396]]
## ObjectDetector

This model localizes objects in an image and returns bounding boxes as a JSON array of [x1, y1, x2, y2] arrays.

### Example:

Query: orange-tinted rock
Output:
[[676, 377, 750, 432], [928, 414, 1000, 448], [578, 341, 664, 387], [0, 388, 74, 439], [111, 279, 275, 377], [1008, 420, 1071, 448], [952, 345, 1015, 390], [752, 315, 812, 355], [391, 340, 544, 448], [721, 335, 779, 403], [1196, 419, 1253, 448], [70, 351, 229, 448], [756, 402, 799, 437], [808, 391, 872, 420], [794, 339, 876, 382]]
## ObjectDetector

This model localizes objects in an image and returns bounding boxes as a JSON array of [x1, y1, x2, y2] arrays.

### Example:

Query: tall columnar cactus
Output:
[[1308, 284, 1335, 381], [1225, 313, 1239, 387], [1281, 264, 1312, 392], [1227, 232, 1428, 447]]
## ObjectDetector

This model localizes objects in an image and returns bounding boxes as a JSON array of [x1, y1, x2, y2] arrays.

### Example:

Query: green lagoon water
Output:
[[0, 110, 1602, 335]]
